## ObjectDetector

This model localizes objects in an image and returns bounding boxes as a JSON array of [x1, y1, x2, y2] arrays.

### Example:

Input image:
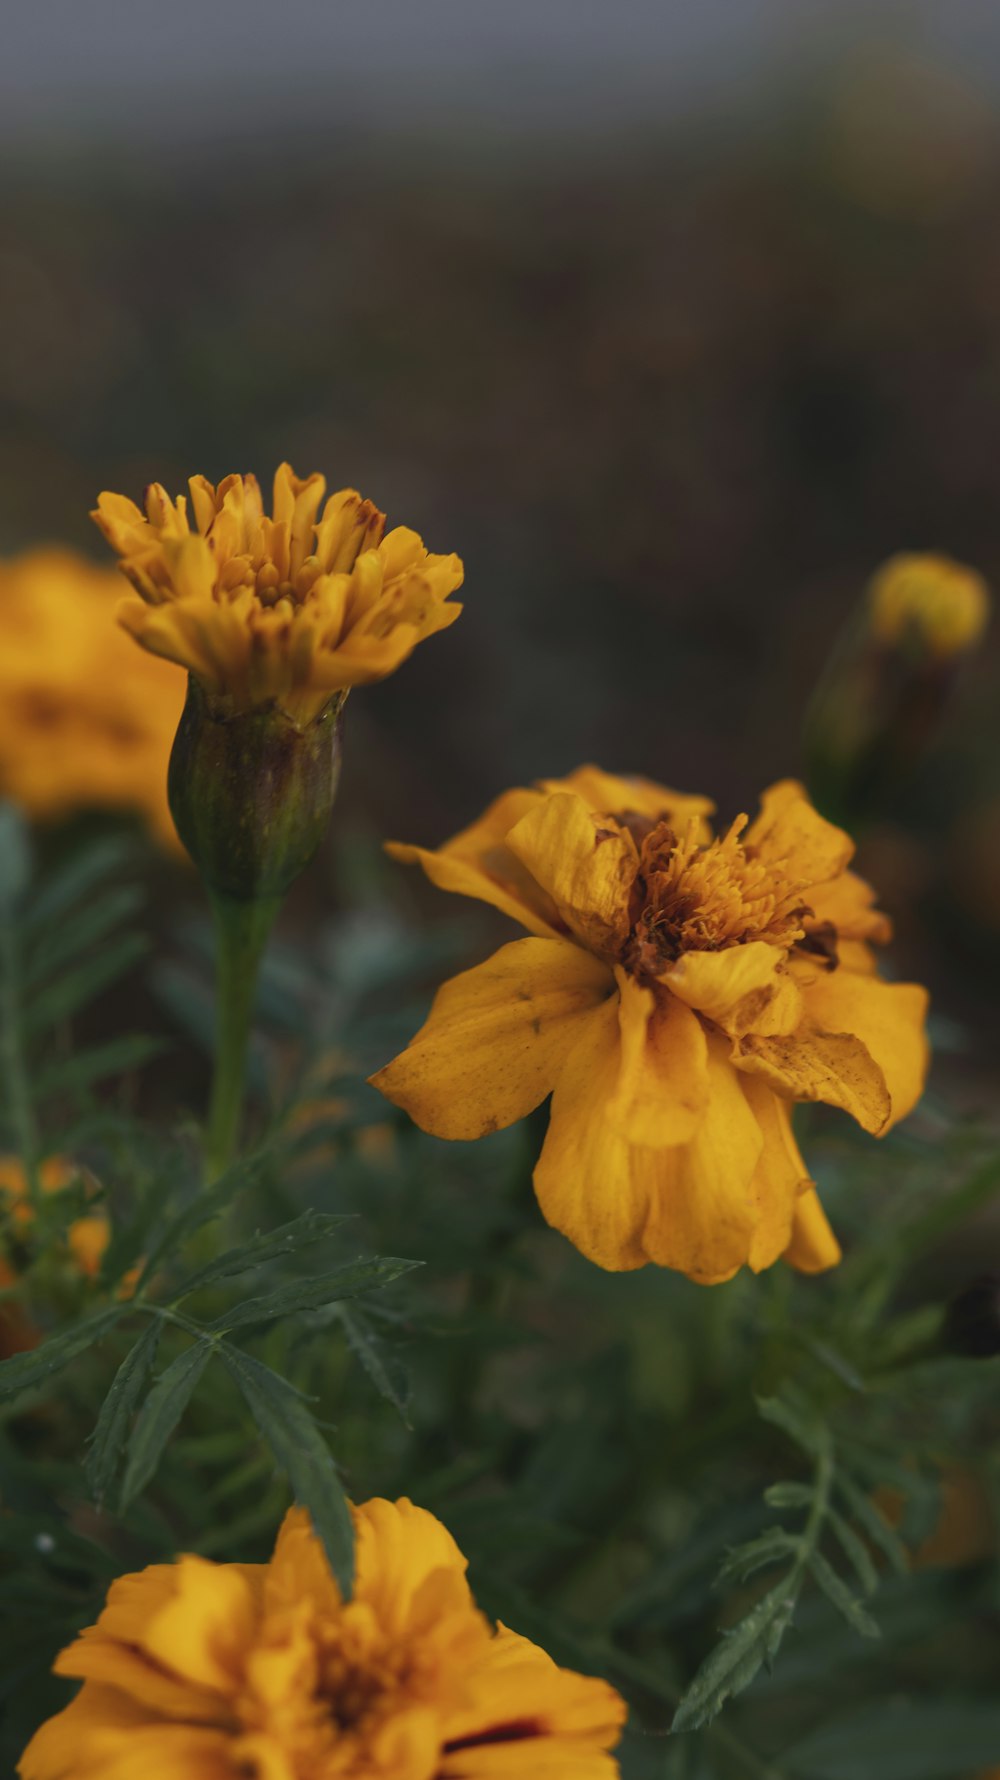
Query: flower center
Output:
[[622, 815, 809, 982]]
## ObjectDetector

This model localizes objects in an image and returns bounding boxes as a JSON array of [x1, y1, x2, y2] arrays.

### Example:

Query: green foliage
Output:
[[0, 810, 998, 1780]]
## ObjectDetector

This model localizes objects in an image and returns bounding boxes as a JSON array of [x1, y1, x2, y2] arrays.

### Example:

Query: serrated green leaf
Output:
[[807, 1550, 880, 1639], [763, 1481, 815, 1510], [672, 1575, 800, 1731], [133, 1150, 274, 1291], [827, 1507, 880, 1597], [120, 1341, 214, 1510], [717, 1528, 798, 1583], [23, 836, 135, 932], [25, 933, 147, 1034], [85, 1321, 162, 1507], [783, 1696, 1000, 1779], [170, 1210, 355, 1303], [206, 1256, 421, 1334], [757, 1391, 828, 1459], [0, 1308, 123, 1400], [25, 885, 143, 989], [834, 1474, 909, 1576], [221, 1345, 354, 1595], [338, 1305, 411, 1425], [36, 1035, 166, 1099]]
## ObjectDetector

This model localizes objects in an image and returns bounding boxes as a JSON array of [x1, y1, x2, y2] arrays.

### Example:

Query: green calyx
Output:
[[168, 676, 345, 902]]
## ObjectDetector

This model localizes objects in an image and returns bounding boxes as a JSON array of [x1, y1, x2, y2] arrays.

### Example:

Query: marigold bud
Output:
[[167, 675, 343, 901], [869, 552, 990, 658]]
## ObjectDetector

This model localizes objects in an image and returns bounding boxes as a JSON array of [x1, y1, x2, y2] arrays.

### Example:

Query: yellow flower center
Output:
[[623, 814, 809, 981]]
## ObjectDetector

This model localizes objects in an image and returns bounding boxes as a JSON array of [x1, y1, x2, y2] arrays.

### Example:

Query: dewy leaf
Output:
[[169, 1210, 356, 1302], [221, 1345, 354, 1595], [807, 1550, 880, 1639], [0, 1309, 124, 1401], [120, 1341, 214, 1510], [672, 1574, 800, 1732], [133, 1150, 275, 1291], [85, 1321, 162, 1508], [206, 1257, 422, 1334]]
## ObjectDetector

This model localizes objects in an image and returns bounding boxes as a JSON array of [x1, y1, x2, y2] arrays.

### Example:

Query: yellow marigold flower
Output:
[[869, 551, 990, 657], [92, 464, 464, 726], [19, 1496, 626, 1780], [371, 768, 930, 1284], [0, 550, 183, 851]]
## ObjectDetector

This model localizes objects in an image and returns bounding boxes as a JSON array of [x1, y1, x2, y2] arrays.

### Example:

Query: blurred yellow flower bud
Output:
[[869, 552, 990, 658]]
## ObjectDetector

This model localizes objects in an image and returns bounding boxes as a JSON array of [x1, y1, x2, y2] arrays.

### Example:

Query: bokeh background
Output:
[[2, 0, 999, 1072]]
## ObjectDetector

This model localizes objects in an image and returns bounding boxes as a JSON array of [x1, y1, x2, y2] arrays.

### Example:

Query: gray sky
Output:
[[2, 0, 1000, 149]]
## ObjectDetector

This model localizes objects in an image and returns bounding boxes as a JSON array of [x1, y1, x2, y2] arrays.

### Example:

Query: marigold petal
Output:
[[534, 1017, 762, 1280], [739, 1077, 815, 1273], [370, 939, 613, 1141], [142, 1556, 256, 1693], [731, 1026, 891, 1135], [506, 792, 636, 955], [663, 940, 802, 1036], [746, 780, 854, 887], [441, 1626, 625, 1777], [546, 765, 714, 834], [609, 971, 708, 1147], [387, 786, 561, 939], [800, 968, 929, 1132], [783, 1188, 843, 1273], [18, 1686, 233, 1780], [808, 869, 892, 945]]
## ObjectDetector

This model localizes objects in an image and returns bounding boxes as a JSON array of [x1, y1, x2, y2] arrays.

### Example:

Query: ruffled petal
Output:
[[746, 780, 854, 887], [800, 967, 929, 1132], [807, 869, 892, 945], [608, 971, 709, 1147], [730, 1026, 891, 1136], [535, 1020, 763, 1281], [546, 765, 714, 836], [505, 792, 636, 956], [386, 787, 562, 939], [663, 941, 802, 1037], [739, 1077, 815, 1273], [369, 939, 613, 1141]]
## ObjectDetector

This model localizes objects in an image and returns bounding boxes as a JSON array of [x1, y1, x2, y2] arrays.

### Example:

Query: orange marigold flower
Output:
[[18, 1496, 626, 1780], [92, 464, 464, 726], [0, 549, 183, 851], [371, 768, 930, 1284], [0, 1157, 111, 1358], [869, 552, 990, 657]]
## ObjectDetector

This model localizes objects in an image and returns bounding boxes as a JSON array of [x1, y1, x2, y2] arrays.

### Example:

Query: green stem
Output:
[[0, 907, 41, 1206], [205, 893, 280, 1180]]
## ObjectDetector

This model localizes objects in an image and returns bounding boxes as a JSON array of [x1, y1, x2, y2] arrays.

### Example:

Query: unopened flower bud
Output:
[[869, 553, 990, 659], [167, 676, 343, 901]]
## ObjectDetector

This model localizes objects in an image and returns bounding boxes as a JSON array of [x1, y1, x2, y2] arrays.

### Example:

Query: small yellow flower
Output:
[[19, 1496, 626, 1780], [93, 464, 464, 726], [0, 549, 184, 851], [371, 768, 930, 1284], [869, 552, 989, 657]]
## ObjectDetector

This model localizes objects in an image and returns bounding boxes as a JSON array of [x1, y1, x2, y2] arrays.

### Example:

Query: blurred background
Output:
[[2, 0, 999, 1075]]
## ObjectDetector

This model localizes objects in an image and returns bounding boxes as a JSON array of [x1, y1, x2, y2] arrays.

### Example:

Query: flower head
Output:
[[0, 549, 183, 851], [19, 1496, 625, 1780], [93, 465, 464, 726], [371, 768, 930, 1284], [869, 552, 989, 657]]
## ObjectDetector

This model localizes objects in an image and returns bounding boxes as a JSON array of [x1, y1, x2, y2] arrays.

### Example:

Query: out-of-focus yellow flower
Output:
[[869, 552, 990, 658], [0, 1157, 111, 1357], [93, 464, 464, 727], [0, 549, 184, 850], [372, 768, 930, 1285], [19, 1496, 626, 1780]]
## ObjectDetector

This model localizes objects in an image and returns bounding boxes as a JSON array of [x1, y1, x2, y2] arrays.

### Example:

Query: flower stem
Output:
[[205, 892, 280, 1180]]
